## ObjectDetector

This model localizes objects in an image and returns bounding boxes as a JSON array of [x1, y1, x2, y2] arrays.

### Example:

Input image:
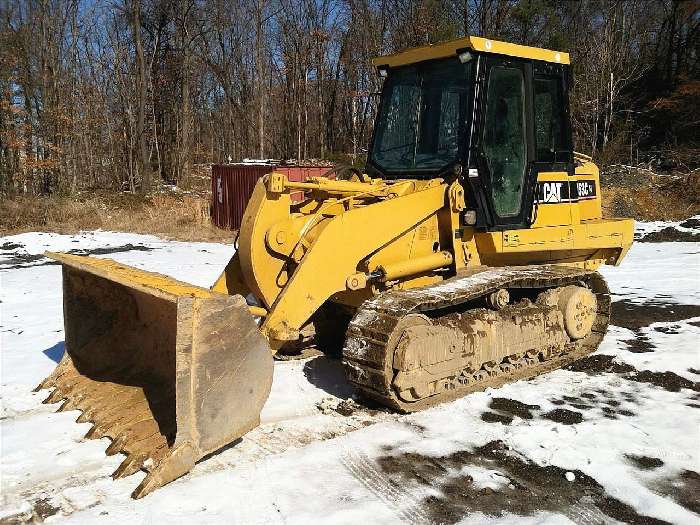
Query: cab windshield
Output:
[[369, 58, 473, 174]]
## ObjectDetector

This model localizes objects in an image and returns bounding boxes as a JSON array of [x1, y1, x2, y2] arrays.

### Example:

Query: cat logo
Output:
[[542, 182, 563, 203]]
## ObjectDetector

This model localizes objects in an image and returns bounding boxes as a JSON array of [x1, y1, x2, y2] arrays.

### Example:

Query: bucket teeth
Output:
[[132, 475, 158, 500], [77, 392, 144, 428], [105, 434, 127, 456], [34, 378, 53, 392], [123, 431, 166, 458], [57, 399, 73, 412], [84, 423, 102, 440], [34, 357, 72, 392], [113, 453, 146, 479], [44, 388, 65, 405], [76, 409, 94, 424], [58, 391, 89, 412]]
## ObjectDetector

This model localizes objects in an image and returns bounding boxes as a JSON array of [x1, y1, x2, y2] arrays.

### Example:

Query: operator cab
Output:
[[368, 37, 573, 231]]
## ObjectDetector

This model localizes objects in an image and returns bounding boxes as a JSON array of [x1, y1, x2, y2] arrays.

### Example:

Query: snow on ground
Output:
[[605, 241, 699, 305], [633, 215, 699, 237], [1, 226, 699, 524]]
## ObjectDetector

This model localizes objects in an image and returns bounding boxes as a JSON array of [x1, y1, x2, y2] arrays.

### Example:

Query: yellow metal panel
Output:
[[469, 37, 569, 65], [366, 214, 440, 273], [373, 37, 471, 67], [45, 252, 215, 300], [472, 217, 633, 268], [261, 184, 448, 344], [578, 218, 634, 249], [573, 162, 603, 221], [501, 226, 574, 253], [372, 36, 569, 68], [532, 171, 572, 227], [237, 177, 292, 308], [211, 252, 251, 296]]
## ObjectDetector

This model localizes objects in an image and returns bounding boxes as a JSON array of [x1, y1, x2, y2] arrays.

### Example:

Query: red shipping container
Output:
[[211, 164, 334, 230]]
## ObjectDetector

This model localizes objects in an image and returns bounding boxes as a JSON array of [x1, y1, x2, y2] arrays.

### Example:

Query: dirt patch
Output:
[[654, 325, 680, 334], [624, 454, 665, 470], [489, 397, 540, 419], [374, 440, 670, 524], [675, 470, 700, 514], [480, 411, 513, 424], [623, 336, 656, 353], [679, 218, 700, 229], [638, 227, 700, 242], [566, 354, 635, 375], [0, 497, 60, 524], [567, 354, 699, 393], [594, 388, 615, 397], [544, 391, 634, 416], [601, 407, 619, 419], [554, 395, 592, 410], [601, 167, 700, 222], [1, 242, 22, 250], [632, 370, 699, 393], [610, 300, 700, 331], [334, 399, 361, 416], [653, 470, 700, 515], [543, 409, 584, 425], [31, 499, 59, 522]]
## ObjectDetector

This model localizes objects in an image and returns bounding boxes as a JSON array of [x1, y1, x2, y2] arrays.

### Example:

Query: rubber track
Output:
[[342, 265, 610, 412]]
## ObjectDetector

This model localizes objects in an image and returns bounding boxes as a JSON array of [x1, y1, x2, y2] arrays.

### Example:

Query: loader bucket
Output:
[[37, 253, 273, 498]]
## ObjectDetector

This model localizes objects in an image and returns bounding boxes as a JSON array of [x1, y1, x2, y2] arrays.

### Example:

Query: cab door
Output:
[[475, 57, 537, 230]]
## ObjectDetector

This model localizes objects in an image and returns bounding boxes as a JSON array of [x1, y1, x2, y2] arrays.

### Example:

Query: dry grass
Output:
[[2, 166, 697, 242], [0, 191, 234, 243]]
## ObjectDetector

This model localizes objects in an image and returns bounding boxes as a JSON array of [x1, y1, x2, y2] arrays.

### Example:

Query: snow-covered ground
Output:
[[1, 225, 699, 524]]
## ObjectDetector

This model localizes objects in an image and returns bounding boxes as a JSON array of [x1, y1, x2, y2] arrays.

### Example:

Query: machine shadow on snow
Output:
[[302, 355, 355, 400], [42, 341, 66, 363], [0, 244, 154, 270]]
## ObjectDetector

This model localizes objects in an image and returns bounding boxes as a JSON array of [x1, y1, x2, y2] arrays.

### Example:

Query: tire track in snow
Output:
[[340, 446, 432, 524]]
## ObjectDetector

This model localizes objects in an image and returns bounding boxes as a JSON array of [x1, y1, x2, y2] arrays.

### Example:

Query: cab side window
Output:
[[534, 77, 565, 162]]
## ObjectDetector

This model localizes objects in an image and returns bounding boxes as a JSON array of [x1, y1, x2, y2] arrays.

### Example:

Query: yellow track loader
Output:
[[38, 36, 634, 498]]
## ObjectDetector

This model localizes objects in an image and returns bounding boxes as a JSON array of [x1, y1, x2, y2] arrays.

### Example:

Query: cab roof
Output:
[[372, 36, 570, 68]]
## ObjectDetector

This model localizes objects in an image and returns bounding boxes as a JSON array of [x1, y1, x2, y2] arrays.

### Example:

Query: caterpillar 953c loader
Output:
[[39, 36, 634, 498]]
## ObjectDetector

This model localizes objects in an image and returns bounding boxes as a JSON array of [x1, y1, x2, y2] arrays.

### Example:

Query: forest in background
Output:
[[0, 0, 698, 198]]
